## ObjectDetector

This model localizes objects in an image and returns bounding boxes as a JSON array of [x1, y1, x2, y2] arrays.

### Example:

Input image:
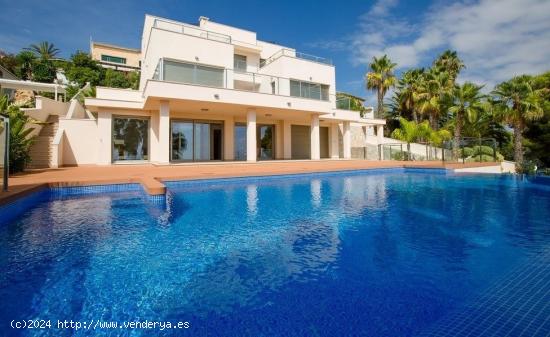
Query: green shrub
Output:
[[461, 147, 474, 157], [6, 104, 36, 172]]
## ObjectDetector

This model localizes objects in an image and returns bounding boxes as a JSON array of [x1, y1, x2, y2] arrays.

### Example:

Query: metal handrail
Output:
[[153, 18, 232, 44], [260, 48, 332, 68], [0, 113, 9, 191]]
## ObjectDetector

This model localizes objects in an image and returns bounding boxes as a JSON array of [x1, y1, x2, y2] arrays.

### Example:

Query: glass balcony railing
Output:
[[151, 58, 335, 102], [153, 18, 231, 44], [260, 48, 332, 68]]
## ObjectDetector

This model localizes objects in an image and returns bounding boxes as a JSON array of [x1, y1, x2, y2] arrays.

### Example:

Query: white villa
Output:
[[26, 15, 388, 167]]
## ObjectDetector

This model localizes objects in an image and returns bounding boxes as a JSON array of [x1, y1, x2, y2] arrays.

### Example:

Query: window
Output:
[[163, 60, 224, 87], [234, 54, 247, 72], [289, 80, 329, 101], [112, 117, 149, 161], [101, 55, 127, 64]]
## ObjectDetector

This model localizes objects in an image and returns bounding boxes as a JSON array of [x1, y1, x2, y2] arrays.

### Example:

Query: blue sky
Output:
[[1, 0, 549, 105]]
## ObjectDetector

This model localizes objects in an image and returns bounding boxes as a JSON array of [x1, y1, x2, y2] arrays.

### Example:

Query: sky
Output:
[[1, 0, 549, 106]]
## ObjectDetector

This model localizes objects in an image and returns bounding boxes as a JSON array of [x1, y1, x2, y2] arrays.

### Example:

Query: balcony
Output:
[[260, 48, 332, 68], [152, 58, 332, 101], [153, 17, 232, 44]]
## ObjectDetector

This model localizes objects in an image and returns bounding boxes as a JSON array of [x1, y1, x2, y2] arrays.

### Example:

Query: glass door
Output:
[[258, 125, 274, 160], [112, 117, 149, 161], [234, 123, 247, 161], [171, 120, 223, 161], [171, 121, 193, 161]]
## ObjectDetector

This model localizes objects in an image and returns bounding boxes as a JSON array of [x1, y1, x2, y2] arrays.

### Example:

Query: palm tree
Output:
[[449, 82, 485, 159], [393, 68, 424, 122], [493, 75, 544, 167], [366, 55, 397, 118], [390, 117, 449, 160], [15, 51, 36, 80], [434, 50, 465, 84], [26, 41, 60, 60], [417, 68, 452, 129]]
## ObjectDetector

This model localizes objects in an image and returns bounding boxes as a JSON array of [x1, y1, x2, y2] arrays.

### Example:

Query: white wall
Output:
[[58, 119, 99, 165], [140, 28, 234, 90]]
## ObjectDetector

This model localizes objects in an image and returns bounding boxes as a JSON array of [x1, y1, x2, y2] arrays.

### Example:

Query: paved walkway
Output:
[[1, 160, 498, 205]]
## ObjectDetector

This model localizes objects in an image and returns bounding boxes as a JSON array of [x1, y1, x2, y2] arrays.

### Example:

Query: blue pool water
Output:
[[0, 169, 549, 336]]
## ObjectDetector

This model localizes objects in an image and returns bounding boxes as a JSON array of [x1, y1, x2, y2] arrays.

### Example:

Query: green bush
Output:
[[516, 160, 538, 174], [391, 151, 405, 160], [6, 105, 36, 172], [462, 147, 474, 157]]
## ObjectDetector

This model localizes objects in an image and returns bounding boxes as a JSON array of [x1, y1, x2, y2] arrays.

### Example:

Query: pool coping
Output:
[[0, 161, 502, 207]]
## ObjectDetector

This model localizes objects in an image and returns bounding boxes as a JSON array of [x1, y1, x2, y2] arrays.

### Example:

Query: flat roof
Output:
[[91, 41, 141, 53]]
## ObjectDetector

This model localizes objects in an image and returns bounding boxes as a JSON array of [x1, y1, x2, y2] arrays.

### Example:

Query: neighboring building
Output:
[[42, 15, 386, 167], [90, 41, 141, 72]]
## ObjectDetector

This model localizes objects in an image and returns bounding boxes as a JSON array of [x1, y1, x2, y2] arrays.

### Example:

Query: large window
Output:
[[101, 55, 127, 64], [163, 60, 224, 87], [234, 54, 247, 72], [112, 117, 149, 161], [289, 80, 329, 101]]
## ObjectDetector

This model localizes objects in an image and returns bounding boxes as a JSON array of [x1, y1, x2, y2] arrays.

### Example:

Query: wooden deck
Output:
[[1, 160, 499, 205]]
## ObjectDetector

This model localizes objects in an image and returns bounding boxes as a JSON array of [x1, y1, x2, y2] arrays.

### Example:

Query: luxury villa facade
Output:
[[27, 15, 387, 167]]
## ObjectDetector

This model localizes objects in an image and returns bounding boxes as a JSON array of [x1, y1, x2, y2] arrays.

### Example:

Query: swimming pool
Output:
[[1, 169, 549, 336]]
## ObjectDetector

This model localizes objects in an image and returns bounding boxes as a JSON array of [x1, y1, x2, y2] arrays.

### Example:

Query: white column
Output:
[[97, 111, 112, 165], [310, 114, 320, 160], [158, 100, 170, 164], [224, 116, 235, 160], [377, 125, 384, 144], [246, 109, 257, 162], [329, 123, 339, 159], [283, 120, 292, 159], [343, 121, 351, 159]]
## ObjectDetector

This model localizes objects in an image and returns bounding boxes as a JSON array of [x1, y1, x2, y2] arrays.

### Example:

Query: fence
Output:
[[441, 137, 499, 163], [0, 113, 8, 191], [377, 138, 498, 162]]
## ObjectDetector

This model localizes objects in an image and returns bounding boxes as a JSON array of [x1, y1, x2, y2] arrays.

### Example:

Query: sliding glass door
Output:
[[112, 117, 149, 161], [171, 121, 193, 160], [234, 123, 247, 161], [258, 125, 274, 160], [171, 120, 223, 161]]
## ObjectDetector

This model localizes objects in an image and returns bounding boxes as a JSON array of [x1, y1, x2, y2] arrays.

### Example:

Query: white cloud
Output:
[[313, 0, 550, 89]]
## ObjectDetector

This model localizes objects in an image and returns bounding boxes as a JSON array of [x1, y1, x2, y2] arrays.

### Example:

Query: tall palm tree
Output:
[[393, 68, 424, 122], [449, 82, 485, 159], [417, 68, 452, 129], [493, 75, 544, 167], [434, 50, 465, 84], [15, 51, 36, 80], [26, 41, 60, 60], [366, 55, 397, 118]]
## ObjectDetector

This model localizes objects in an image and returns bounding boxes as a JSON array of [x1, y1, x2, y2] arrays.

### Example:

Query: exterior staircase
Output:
[[28, 115, 59, 169]]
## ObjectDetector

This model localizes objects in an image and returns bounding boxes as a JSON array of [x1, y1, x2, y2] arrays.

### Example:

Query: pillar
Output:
[[377, 125, 384, 144], [224, 117, 234, 160], [158, 100, 170, 164], [343, 121, 351, 159], [283, 120, 292, 159], [310, 114, 320, 160], [247, 109, 257, 162], [97, 111, 112, 165], [329, 123, 339, 159]]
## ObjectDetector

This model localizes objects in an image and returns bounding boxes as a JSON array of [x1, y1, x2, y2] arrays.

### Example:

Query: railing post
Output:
[[478, 137, 482, 162], [1, 115, 9, 192]]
